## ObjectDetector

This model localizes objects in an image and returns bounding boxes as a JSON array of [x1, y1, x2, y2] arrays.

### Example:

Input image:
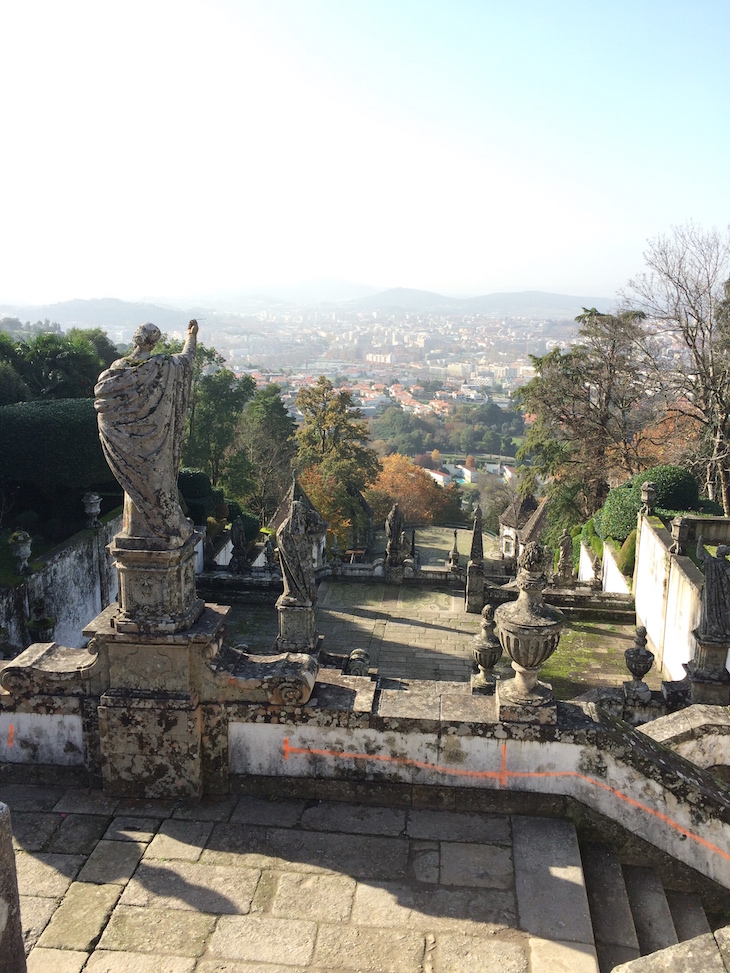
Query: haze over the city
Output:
[[2, 0, 728, 307]]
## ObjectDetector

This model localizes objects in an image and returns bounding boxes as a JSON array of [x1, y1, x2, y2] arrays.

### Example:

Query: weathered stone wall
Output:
[[602, 542, 631, 595], [0, 515, 121, 650], [633, 515, 708, 680]]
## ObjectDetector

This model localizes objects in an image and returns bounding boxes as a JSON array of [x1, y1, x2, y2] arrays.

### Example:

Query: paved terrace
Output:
[[226, 579, 658, 698], [5, 782, 599, 973]]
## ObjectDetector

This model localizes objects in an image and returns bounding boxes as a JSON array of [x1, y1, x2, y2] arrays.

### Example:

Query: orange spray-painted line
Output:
[[281, 737, 730, 864], [7, 723, 13, 748]]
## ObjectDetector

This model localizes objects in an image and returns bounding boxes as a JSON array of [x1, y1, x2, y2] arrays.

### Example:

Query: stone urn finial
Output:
[[9, 531, 32, 576], [494, 541, 564, 723], [624, 625, 654, 703], [471, 604, 503, 694], [641, 481, 657, 515], [82, 492, 103, 529]]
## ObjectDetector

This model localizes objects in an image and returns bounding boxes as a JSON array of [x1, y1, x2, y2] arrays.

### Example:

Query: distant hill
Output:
[[342, 288, 614, 318], [0, 298, 201, 335]]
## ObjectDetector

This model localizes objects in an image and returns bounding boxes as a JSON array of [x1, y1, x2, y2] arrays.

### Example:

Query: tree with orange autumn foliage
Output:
[[365, 453, 462, 525]]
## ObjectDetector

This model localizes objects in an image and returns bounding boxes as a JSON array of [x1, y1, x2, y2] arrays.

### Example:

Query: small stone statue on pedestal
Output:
[[228, 517, 248, 574], [555, 529, 574, 586], [275, 499, 323, 652], [385, 503, 405, 566], [466, 505, 485, 612], [688, 536, 730, 704]]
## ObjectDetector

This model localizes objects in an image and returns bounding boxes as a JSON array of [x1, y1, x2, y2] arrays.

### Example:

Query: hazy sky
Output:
[[1, 0, 728, 304]]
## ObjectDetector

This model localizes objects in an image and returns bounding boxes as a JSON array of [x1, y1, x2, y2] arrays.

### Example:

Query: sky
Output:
[[1, 0, 729, 305]]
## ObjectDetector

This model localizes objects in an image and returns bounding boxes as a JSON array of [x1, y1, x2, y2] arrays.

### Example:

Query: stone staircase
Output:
[[580, 841, 727, 972]]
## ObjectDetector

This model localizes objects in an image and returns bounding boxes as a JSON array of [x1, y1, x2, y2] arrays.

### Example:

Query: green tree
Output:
[[183, 368, 256, 485], [517, 309, 651, 523], [12, 332, 103, 398], [296, 376, 379, 489], [67, 327, 120, 368], [227, 384, 297, 523], [296, 376, 379, 544]]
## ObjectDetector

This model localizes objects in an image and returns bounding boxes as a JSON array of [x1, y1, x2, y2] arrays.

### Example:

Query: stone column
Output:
[[0, 803, 26, 973]]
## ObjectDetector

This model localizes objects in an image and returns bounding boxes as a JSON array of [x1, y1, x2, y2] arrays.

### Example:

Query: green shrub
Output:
[[0, 399, 110, 488], [178, 469, 212, 499], [237, 508, 261, 544], [596, 465, 700, 544], [596, 487, 638, 543], [580, 518, 603, 561], [616, 528, 637, 577]]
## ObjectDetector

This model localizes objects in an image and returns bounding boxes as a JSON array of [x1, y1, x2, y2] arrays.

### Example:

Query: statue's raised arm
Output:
[[94, 320, 199, 548]]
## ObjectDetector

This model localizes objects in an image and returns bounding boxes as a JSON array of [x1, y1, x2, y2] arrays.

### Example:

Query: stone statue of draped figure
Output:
[[696, 535, 730, 643], [277, 500, 319, 607], [94, 320, 198, 548]]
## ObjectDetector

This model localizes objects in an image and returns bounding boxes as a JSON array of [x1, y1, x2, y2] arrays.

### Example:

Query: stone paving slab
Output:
[[440, 839, 514, 888], [300, 800, 406, 835], [207, 914, 318, 966], [406, 808, 510, 843], [78, 840, 146, 884], [311, 923, 427, 972], [529, 937, 600, 973], [120, 860, 260, 914], [19, 895, 57, 952], [350, 881, 517, 931], [229, 796, 306, 827], [11, 811, 63, 851], [145, 820, 214, 861], [37, 881, 121, 950], [53, 789, 120, 816], [85, 953, 195, 973], [103, 815, 161, 843], [26, 946, 89, 973], [48, 813, 112, 854], [0, 785, 67, 812], [15, 851, 85, 896], [432, 932, 528, 973], [269, 871, 357, 921], [98, 904, 216, 956]]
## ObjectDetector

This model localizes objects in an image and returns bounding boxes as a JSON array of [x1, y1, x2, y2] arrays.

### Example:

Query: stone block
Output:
[[300, 801, 406, 835], [37, 882, 121, 951], [53, 790, 119, 816], [351, 881, 516, 932], [528, 938, 599, 973], [207, 915, 317, 966], [19, 897, 56, 954], [0, 786, 66, 813], [612, 933, 726, 972], [120, 861, 259, 914], [102, 816, 161, 843], [312, 924, 425, 972], [48, 814, 111, 854], [97, 905, 216, 956], [497, 679, 557, 724], [27, 948, 88, 973], [432, 932, 528, 973], [83, 952, 196, 973], [512, 816, 593, 945], [407, 809, 510, 844], [77, 841, 146, 885], [11, 813, 63, 852], [408, 840, 439, 884], [98, 692, 203, 799], [172, 797, 237, 822], [270, 872, 356, 921], [15, 853, 85, 897], [440, 841, 513, 889], [230, 796, 305, 828], [144, 820, 212, 861]]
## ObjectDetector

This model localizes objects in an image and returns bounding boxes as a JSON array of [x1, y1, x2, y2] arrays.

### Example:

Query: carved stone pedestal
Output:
[[386, 566, 405, 585], [496, 669, 557, 724], [686, 634, 730, 705], [465, 561, 485, 614], [84, 603, 227, 798], [98, 689, 203, 798], [110, 532, 204, 634], [275, 598, 318, 654]]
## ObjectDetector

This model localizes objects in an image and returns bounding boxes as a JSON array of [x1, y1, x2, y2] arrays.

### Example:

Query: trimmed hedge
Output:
[[0, 399, 110, 487], [616, 528, 637, 577], [595, 465, 700, 543]]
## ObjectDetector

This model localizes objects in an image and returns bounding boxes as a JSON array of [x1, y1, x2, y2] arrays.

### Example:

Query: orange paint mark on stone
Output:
[[7, 724, 14, 747], [281, 736, 730, 865]]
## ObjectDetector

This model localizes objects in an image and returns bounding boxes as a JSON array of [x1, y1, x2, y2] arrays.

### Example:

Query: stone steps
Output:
[[580, 842, 717, 973]]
